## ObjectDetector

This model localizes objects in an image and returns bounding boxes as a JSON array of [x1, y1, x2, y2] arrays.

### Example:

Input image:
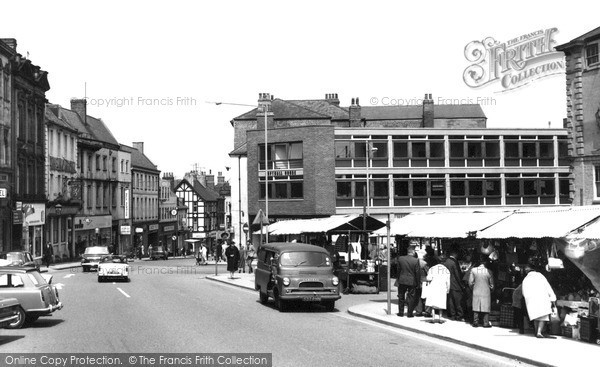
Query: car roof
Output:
[[0, 251, 28, 255], [0, 266, 39, 273], [258, 242, 329, 253]]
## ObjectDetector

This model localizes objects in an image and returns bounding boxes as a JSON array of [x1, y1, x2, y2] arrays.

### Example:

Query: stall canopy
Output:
[[374, 211, 513, 238], [255, 214, 385, 235], [477, 207, 600, 239]]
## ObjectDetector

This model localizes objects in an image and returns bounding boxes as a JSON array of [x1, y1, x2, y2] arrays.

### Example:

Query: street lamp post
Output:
[[363, 141, 377, 243]]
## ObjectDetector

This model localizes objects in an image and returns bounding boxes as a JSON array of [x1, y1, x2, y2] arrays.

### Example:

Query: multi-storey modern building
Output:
[[122, 142, 160, 255], [1, 39, 50, 256], [556, 26, 600, 206], [45, 106, 81, 260], [231, 93, 571, 226]]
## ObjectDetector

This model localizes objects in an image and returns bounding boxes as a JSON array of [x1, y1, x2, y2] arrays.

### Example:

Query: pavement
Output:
[[206, 273, 599, 367], [44, 255, 217, 271]]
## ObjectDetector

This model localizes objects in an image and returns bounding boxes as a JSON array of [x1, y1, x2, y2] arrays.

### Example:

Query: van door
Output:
[[254, 249, 273, 292]]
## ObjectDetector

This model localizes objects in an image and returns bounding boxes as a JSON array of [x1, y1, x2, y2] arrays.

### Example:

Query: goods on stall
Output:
[[500, 304, 514, 328], [579, 317, 598, 343]]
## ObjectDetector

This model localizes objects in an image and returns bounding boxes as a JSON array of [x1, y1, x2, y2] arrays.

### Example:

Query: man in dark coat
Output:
[[395, 244, 421, 317], [225, 241, 240, 279], [443, 246, 466, 321], [43, 243, 54, 268]]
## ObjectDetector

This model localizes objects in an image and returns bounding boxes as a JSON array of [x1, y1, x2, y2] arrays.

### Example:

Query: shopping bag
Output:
[[547, 242, 564, 270]]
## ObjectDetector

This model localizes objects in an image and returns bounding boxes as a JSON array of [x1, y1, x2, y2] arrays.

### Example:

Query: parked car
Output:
[[0, 251, 41, 271], [0, 297, 20, 328], [149, 245, 168, 260], [255, 242, 341, 312], [0, 267, 63, 328], [98, 255, 130, 282], [81, 246, 110, 272]]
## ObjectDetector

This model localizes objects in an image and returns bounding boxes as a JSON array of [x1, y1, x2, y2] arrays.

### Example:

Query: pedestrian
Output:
[[395, 244, 421, 317], [414, 247, 429, 317], [512, 282, 525, 334], [238, 242, 247, 273], [43, 243, 54, 268], [246, 242, 256, 274], [217, 233, 228, 262], [148, 244, 153, 259], [200, 243, 208, 265], [419, 246, 438, 317], [469, 254, 494, 328], [225, 241, 240, 279], [443, 246, 466, 321], [425, 256, 450, 324], [522, 260, 557, 338]]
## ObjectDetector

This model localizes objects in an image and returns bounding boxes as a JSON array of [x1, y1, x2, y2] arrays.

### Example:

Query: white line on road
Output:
[[331, 313, 529, 367], [63, 274, 75, 278], [117, 288, 131, 298]]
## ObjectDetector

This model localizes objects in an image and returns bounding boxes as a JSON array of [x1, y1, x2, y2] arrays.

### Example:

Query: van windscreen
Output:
[[280, 252, 331, 267]]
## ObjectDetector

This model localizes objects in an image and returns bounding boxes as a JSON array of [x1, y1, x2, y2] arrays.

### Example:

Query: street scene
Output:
[[2, 1, 600, 366]]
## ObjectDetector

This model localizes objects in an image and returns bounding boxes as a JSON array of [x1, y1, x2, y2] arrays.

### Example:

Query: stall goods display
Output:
[[499, 304, 514, 328], [579, 316, 598, 343]]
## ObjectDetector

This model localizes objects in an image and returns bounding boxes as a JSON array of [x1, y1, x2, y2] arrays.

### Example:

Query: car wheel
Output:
[[25, 315, 39, 324], [82, 267, 88, 273], [6, 307, 26, 329], [259, 289, 269, 304], [98, 276, 102, 283], [322, 300, 335, 312], [274, 290, 288, 312]]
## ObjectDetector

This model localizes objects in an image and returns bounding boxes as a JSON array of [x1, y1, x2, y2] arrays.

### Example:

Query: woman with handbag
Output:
[[522, 260, 557, 338]]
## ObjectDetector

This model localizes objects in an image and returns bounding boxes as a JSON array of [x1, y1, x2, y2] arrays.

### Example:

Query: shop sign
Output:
[[149, 224, 159, 231], [0, 187, 7, 198], [192, 232, 205, 238], [124, 189, 130, 219], [135, 227, 144, 233], [13, 211, 23, 225], [163, 225, 175, 232], [120, 226, 131, 235], [171, 235, 177, 241], [23, 203, 46, 226], [74, 215, 112, 231], [259, 168, 303, 178]]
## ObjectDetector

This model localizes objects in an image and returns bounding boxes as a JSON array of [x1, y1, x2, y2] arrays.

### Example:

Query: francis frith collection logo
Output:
[[463, 27, 564, 92]]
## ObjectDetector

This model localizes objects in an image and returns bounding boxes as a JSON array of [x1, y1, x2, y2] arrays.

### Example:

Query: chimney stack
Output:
[[205, 170, 215, 189], [422, 93, 434, 128], [257, 92, 274, 130], [70, 98, 87, 125], [349, 97, 362, 127], [325, 93, 340, 106], [217, 171, 225, 185], [132, 142, 144, 154]]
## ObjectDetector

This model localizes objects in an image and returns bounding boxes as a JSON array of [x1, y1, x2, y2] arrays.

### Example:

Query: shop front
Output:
[[118, 222, 132, 255], [160, 223, 177, 255], [74, 215, 112, 256], [21, 203, 46, 260]]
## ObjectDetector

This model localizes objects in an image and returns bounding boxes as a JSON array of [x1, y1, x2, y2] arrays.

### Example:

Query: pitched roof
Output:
[[45, 107, 77, 132], [176, 178, 220, 202], [556, 26, 600, 50], [229, 142, 247, 156], [120, 144, 159, 172], [52, 105, 120, 146], [231, 97, 486, 122]]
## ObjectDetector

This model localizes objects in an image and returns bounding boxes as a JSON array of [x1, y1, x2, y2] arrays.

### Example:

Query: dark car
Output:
[[81, 246, 110, 272], [149, 246, 168, 260], [0, 251, 41, 271]]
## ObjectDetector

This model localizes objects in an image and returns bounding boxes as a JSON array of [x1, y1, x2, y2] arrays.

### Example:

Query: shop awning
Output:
[[374, 211, 512, 238], [568, 218, 600, 239], [255, 215, 385, 235], [478, 207, 600, 239], [184, 239, 201, 243]]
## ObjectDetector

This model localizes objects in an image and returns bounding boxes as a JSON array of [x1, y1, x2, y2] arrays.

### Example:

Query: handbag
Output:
[[547, 242, 564, 270]]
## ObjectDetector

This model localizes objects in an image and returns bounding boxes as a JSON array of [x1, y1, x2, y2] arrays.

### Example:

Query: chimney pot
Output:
[[70, 98, 87, 124]]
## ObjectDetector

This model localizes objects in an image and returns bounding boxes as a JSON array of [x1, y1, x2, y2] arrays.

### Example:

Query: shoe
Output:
[[542, 334, 556, 339], [482, 324, 492, 328], [407, 315, 414, 318], [535, 334, 544, 338], [396, 313, 404, 317], [472, 323, 479, 328], [456, 317, 466, 322]]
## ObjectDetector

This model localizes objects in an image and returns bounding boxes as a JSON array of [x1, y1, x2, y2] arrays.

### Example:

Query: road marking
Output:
[[54, 283, 64, 290], [63, 274, 75, 278], [332, 313, 530, 367], [117, 287, 131, 298]]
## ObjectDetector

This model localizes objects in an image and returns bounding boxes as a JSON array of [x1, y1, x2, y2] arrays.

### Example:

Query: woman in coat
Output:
[[424, 258, 450, 324], [225, 242, 240, 279], [522, 263, 557, 338], [468, 254, 494, 327]]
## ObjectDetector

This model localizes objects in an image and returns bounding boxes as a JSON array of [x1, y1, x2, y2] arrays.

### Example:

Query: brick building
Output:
[[556, 26, 600, 205], [231, 93, 571, 227]]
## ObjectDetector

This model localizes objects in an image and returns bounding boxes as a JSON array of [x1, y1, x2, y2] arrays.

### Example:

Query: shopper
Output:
[[469, 254, 494, 328], [225, 241, 240, 279], [522, 261, 557, 338], [43, 243, 54, 268], [424, 256, 450, 324], [443, 246, 465, 321], [246, 242, 256, 274], [395, 244, 421, 317], [512, 282, 525, 334]]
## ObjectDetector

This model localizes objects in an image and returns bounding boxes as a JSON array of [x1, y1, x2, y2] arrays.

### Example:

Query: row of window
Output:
[[335, 173, 571, 207], [15, 160, 44, 196], [17, 101, 44, 146], [134, 172, 159, 192], [48, 129, 76, 161], [46, 216, 68, 244], [335, 136, 569, 168], [0, 127, 9, 166], [259, 142, 303, 170], [160, 207, 177, 221], [586, 42, 599, 67], [133, 196, 159, 221]]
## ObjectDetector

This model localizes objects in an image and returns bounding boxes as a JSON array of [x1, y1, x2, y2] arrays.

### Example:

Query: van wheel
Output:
[[7, 307, 26, 329], [259, 290, 269, 304], [322, 300, 335, 312], [274, 290, 288, 312]]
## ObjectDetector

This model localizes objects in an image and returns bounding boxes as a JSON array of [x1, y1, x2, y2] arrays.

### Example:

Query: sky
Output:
[[2, 0, 600, 180]]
